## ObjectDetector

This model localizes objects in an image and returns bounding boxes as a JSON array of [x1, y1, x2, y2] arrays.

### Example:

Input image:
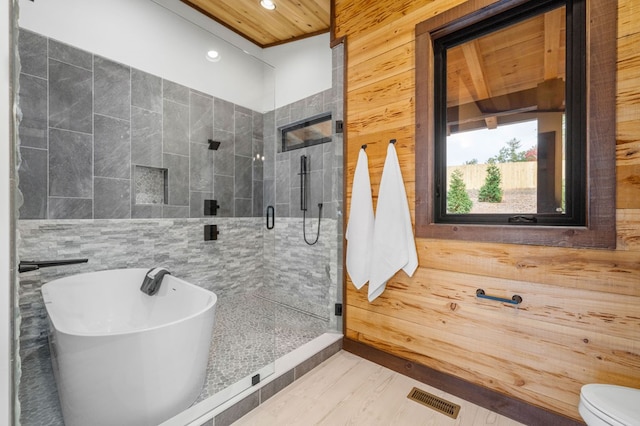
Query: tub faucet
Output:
[[140, 267, 171, 296]]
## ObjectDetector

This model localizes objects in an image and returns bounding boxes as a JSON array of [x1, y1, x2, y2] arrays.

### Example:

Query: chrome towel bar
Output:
[[476, 288, 522, 305]]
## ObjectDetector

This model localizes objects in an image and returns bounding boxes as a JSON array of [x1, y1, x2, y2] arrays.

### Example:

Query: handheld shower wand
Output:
[[300, 155, 322, 245]]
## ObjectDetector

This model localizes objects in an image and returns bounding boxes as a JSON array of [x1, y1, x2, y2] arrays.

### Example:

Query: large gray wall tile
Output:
[[94, 56, 130, 120], [94, 177, 130, 219], [48, 197, 92, 219], [214, 98, 234, 132], [308, 170, 323, 219], [190, 92, 213, 144], [48, 128, 92, 198], [18, 29, 47, 79], [234, 155, 252, 199], [132, 204, 163, 219], [94, 115, 130, 179], [323, 148, 334, 203], [263, 179, 275, 209], [18, 147, 47, 219], [213, 129, 234, 177], [275, 104, 291, 129], [48, 39, 92, 70], [275, 157, 290, 205], [263, 113, 276, 181], [253, 138, 264, 168], [253, 158, 263, 184], [190, 142, 213, 192], [162, 205, 189, 218], [189, 191, 214, 218], [252, 183, 263, 217], [49, 59, 93, 133], [163, 80, 189, 105], [131, 69, 162, 113], [304, 93, 324, 118], [235, 198, 252, 217], [290, 186, 301, 218], [234, 109, 252, 157], [252, 111, 263, 140], [131, 106, 162, 167], [163, 100, 189, 156], [18, 73, 48, 149], [214, 175, 234, 217], [164, 153, 189, 206], [289, 99, 306, 123]]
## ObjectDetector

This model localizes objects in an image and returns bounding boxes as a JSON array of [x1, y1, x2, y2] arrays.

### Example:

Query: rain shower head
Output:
[[208, 139, 221, 150]]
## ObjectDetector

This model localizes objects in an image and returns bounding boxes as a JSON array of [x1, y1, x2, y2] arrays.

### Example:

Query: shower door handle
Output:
[[266, 205, 275, 230]]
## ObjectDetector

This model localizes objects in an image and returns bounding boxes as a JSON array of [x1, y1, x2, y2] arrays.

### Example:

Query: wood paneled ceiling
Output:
[[181, 0, 331, 48]]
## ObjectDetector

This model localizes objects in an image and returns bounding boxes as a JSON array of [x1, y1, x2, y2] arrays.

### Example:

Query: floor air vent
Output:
[[407, 387, 461, 419]]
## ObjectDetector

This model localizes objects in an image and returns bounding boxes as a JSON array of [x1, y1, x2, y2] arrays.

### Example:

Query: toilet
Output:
[[579, 384, 640, 425]]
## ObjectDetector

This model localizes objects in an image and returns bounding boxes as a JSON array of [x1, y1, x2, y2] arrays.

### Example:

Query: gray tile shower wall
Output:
[[17, 28, 264, 220], [266, 87, 342, 221], [259, 218, 338, 320], [17, 218, 264, 354]]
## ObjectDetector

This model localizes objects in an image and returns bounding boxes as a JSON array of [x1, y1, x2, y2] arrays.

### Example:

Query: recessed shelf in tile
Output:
[[134, 165, 167, 205]]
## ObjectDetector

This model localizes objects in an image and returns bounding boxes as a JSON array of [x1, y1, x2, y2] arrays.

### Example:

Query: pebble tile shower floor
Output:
[[19, 293, 329, 425], [195, 293, 330, 402]]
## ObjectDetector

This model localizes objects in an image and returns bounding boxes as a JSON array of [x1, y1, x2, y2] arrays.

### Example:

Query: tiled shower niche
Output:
[[134, 165, 168, 205]]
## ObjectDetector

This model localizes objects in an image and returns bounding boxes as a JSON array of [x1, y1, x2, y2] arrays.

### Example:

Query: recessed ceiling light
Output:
[[260, 0, 276, 10], [205, 50, 221, 62]]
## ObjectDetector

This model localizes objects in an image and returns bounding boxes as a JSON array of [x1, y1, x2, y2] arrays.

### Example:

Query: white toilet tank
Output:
[[579, 384, 640, 426]]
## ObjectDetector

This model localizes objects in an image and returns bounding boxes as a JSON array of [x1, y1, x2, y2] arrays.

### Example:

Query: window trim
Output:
[[415, 0, 616, 248]]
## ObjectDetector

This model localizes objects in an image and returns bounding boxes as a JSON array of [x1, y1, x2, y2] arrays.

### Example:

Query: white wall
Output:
[[18, 0, 272, 111], [1, 0, 13, 423], [18, 0, 332, 112], [264, 33, 332, 108]]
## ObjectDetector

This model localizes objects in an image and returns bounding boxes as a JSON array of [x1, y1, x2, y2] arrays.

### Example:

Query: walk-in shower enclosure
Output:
[[13, 0, 343, 424]]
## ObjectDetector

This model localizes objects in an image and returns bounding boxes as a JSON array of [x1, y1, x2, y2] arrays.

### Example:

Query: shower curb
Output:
[[212, 337, 343, 426], [163, 333, 343, 426]]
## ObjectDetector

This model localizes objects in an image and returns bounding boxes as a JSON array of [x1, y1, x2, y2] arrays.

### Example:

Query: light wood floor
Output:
[[233, 351, 525, 425]]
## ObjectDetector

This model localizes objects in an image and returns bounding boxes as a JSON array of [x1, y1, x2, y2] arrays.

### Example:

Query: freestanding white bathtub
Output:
[[41, 268, 217, 426]]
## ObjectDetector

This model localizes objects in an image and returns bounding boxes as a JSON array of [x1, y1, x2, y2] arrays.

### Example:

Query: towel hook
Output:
[[361, 144, 367, 150], [389, 139, 397, 144]]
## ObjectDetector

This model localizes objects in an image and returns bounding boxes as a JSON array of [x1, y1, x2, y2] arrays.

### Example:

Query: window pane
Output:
[[281, 114, 332, 152], [443, 5, 566, 216]]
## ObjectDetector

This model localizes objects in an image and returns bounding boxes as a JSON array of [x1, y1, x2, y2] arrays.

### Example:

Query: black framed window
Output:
[[281, 113, 332, 152], [414, 0, 616, 248], [432, 0, 584, 226]]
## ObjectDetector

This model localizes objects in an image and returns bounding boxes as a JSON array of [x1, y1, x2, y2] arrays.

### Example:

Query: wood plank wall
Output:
[[335, 0, 640, 421]]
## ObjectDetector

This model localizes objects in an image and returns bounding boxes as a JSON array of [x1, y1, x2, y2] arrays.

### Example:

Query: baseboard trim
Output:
[[342, 338, 584, 426]]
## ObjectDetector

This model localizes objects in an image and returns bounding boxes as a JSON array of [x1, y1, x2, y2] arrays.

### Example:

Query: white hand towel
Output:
[[368, 143, 418, 302], [346, 148, 374, 289]]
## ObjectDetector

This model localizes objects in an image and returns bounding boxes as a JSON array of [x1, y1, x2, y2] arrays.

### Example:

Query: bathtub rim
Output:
[[41, 268, 217, 338]]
